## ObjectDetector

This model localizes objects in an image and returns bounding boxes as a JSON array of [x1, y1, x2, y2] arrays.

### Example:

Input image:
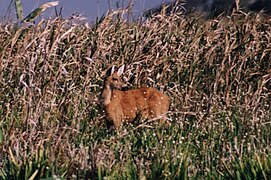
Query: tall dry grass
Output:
[[0, 9, 270, 179]]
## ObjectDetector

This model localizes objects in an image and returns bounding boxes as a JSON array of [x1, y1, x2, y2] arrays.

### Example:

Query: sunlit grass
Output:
[[0, 9, 270, 179]]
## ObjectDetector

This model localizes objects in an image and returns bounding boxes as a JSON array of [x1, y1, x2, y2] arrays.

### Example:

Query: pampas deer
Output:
[[100, 65, 169, 128]]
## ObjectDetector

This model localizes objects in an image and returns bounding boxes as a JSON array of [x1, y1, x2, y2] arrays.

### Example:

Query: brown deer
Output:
[[100, 65, 169, 128]]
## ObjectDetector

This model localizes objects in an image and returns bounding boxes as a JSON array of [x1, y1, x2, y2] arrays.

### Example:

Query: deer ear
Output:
[[106, 65, 115, 77], [117, 64, 125, 75]]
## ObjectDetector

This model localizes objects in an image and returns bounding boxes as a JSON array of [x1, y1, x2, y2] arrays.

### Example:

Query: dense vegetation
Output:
[[0, 10, 270, 179]]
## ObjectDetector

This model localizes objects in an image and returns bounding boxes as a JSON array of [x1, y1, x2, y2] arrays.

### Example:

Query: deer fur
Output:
[[100, 65, 169, 128]]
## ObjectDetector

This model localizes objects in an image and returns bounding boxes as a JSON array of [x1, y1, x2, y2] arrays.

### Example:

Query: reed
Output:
[[0, 9, 270, 179]]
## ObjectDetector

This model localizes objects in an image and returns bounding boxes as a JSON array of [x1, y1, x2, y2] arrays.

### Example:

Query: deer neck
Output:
[[101, 84, 113, 106]]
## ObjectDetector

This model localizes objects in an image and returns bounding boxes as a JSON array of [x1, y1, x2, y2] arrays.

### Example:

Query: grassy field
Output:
[[0, 10, 270, 179]]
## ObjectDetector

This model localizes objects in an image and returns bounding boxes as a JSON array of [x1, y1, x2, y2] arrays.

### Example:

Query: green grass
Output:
[[0, 10, 270, 179]]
